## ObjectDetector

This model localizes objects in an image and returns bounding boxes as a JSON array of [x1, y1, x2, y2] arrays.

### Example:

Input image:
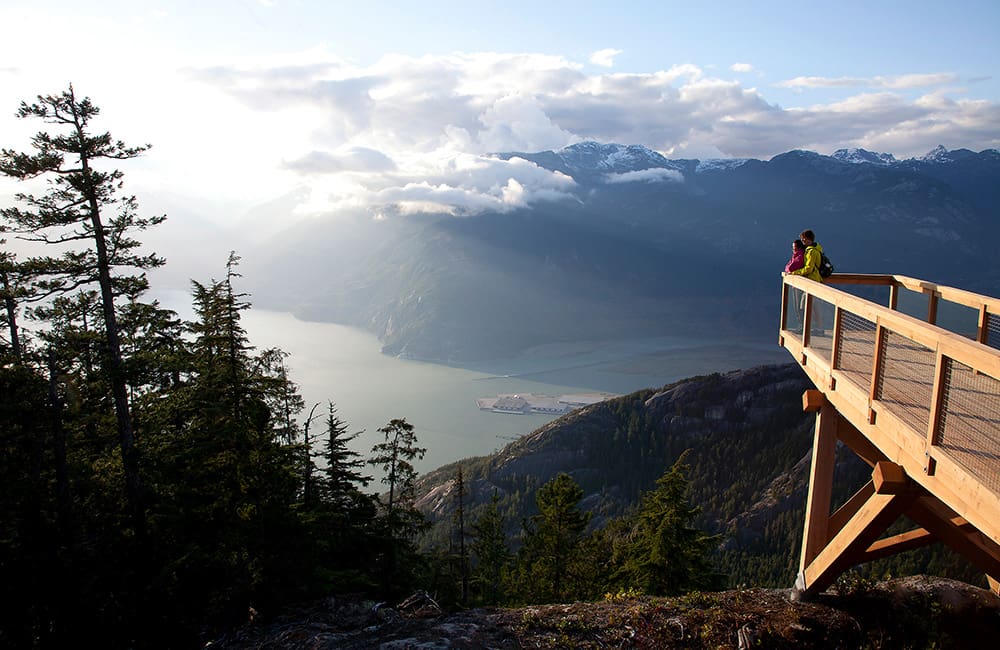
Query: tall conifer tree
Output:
[[512, 473, 591, 603], [471, 492, 511, 605], [0, 86, 165, 538], [616, 451, 722, 595]]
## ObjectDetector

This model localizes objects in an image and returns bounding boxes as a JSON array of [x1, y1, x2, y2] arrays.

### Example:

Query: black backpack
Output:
[[818, 251, 834, 278]]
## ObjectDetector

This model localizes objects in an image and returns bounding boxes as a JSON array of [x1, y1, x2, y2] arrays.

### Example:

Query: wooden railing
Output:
[[779, 273, 1000, 595]]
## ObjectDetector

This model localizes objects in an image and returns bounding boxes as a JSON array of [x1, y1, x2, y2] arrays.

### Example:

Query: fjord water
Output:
[[239, 310, 789, 474], [156, 291, 788, 473]]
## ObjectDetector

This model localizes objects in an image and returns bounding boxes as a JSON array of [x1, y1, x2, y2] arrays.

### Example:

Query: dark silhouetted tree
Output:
[[369, 418, 427, 595], [0, 85, 165, 539], [470, 492, 511, 605]]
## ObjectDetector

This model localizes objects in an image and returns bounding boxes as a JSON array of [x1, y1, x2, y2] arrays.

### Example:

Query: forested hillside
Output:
[[414, 364, 984, 591]]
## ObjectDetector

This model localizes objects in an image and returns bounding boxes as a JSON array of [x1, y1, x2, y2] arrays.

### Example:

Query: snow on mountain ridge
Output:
[[557, 141, 681, 173], [695, 159, 750, 173], [920, 145, 952, 163], [831, 148, 897, 166]]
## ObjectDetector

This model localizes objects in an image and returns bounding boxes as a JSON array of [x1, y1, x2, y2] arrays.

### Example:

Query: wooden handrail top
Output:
[[783, 274, 1000, 381], [810, 273, 1000, 314]]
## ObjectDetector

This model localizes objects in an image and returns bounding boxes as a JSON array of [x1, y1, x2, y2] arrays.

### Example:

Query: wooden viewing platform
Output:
[[779, 273, 1000, 597]]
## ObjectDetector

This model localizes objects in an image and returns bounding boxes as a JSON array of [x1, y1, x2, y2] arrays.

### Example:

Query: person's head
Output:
[[792, 239, 805, 251], [799, 229, 815, 245]]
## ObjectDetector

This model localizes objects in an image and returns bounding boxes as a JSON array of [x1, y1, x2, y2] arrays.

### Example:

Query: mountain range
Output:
[[245, 143, 1000, 362]]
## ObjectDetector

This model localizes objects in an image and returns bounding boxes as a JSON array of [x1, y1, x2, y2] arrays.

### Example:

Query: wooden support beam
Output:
[[834, 416, 885, 468], [873, 461, 909, 494], [797, 490, 916, 594], [905, 497, 1000, 581], [799, 406, 840, 572], [802, 389, 825, 412], [862, 527, 939, 563], [989, 576, 999, 597], [828, 481, 875, 539]]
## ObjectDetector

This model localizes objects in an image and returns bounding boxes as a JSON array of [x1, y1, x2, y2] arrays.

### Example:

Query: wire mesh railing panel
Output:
[[987, 312, 1000, 351], [875, 330, 935, 437], [806, 295, 835, 363], [836, 311, 877, 390], [937, 359, 1000, 496]]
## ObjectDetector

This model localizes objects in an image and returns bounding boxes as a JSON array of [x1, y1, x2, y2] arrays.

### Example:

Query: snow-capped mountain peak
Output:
[[920, 145, 952, 163], [556, 141, 680, 173], [831, 148, 897, 166]]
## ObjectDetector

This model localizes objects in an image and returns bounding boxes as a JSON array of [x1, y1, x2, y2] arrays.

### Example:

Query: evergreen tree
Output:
[[302, 402, 378, 591], [0, 362, 61, 647], [470, 492, 512, 605], [511, 473, 591, 604], [369, 418, 427, 595], [139, 256, 306, 641], [318, 402, 371, 504], [615, 450, 723, 595], [0, 85, 165, 540], [257, 347, 304, 445], [0, 244, 30, 363], [450, 468, 470, 606]]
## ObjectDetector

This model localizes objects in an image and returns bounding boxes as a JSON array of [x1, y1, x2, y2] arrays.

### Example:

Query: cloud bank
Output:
[[170, 51, 1000, 218]]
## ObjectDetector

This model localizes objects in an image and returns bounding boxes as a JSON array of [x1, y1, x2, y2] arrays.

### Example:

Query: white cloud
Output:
[[590, 48, 623, 68], [182, 52, 996, 211], [776, 73, 958, 90], [2, 3, 995, 225], [604, 168, 684, 184], [282, 147, 397, 174]]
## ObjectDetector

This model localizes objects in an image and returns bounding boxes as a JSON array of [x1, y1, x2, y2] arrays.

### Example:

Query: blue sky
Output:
[[1, 0, 998, 262]]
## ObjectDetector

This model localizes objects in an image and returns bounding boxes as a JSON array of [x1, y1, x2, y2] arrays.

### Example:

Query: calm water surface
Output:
[[158, 291, 789, 473]]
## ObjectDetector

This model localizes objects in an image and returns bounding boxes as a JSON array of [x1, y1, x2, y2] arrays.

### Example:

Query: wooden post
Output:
[[926, 290, 939, 325], [798, 400, 839, 575], [830, 306, 843, 374], [803, 293, 814, 345], [868, 323, 888, 424], [978, 305, 989, 346], [780, 280, 790, 334], [925, 354, 948, 475]]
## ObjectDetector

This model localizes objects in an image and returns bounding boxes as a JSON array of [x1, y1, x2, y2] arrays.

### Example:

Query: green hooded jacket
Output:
[[792, 242, 824, 282]]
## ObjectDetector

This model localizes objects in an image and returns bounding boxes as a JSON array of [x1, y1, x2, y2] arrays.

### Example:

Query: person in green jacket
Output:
[[790, 229, 824, 282], [783, 229, 826, 334]]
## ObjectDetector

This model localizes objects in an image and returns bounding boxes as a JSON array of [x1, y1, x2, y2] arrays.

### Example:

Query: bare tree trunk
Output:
[[1, 269, 22, 362], [73, 105, 145, 542]]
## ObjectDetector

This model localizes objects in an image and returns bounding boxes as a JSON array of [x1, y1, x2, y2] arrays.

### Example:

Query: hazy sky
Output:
[[1, 0, 998, 254]]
